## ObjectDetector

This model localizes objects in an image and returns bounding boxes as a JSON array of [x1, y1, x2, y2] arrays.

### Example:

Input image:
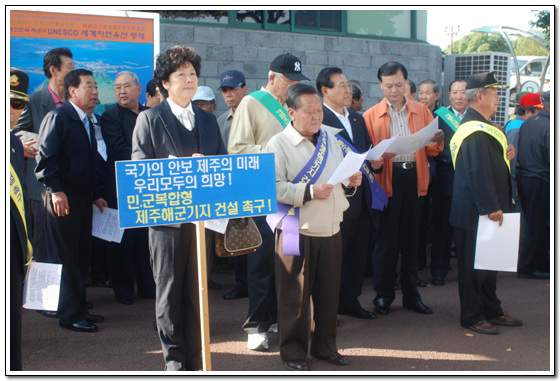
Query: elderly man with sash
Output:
[[449, 72, 523, 335], [228, 53, 309, 351], [266, 84, 361, 371]]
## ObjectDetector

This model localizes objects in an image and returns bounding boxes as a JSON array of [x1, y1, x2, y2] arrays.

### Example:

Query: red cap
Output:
[[519, 93, 544, 109]]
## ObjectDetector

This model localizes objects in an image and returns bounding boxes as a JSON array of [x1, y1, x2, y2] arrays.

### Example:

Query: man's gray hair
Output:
[[466, 87, 488, 104], [115, 70, 140, 86], [268, 70, 284, 80]]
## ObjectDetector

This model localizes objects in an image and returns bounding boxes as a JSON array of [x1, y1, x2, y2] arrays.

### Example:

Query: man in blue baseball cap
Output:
[[217, 70, 248, 148]]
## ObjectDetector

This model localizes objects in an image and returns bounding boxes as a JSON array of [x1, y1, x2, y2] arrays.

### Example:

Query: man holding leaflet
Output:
[[449, 72, 522, 335], [363, 62, 443, 317]]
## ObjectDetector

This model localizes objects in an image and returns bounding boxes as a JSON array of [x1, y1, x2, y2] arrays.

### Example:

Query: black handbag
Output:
[[215, 217, 262, 257]]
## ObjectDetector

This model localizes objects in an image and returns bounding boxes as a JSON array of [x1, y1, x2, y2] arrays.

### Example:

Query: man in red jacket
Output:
[[363, 62, 443, 316]]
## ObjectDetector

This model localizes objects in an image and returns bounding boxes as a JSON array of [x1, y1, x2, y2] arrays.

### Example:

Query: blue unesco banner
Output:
[[116, 153, 277, 228]]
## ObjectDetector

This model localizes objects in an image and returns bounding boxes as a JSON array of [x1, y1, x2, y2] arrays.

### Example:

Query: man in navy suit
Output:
[[132, 45, 226, 371], [317, 67, 383, 320], [36, 69, 107, 333], [14, 47, 74, 267]]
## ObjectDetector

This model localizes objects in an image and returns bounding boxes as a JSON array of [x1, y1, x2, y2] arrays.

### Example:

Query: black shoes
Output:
[[518, 271, 549, 279], [283, 360, 308, 371], [464, 320, 498, 335], [432, 277, 444, 286], [403, 300, 433, 315], [85, 313, 104, 323], [373, 299, 390, 315], [338, 307, 376, 319], [223, 286, 248, 300], [323, 352, 351, 366], [416, 279, 427, 287], [60, 320, 98, 333], [40, 310, 59, 318]]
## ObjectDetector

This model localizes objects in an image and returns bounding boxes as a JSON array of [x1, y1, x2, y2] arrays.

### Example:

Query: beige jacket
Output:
[[265, 123, 350, 237], [228, 87, 286, 154]]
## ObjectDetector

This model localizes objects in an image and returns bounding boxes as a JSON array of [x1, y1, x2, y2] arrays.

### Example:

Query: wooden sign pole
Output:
[[195, 221, 212, 371]]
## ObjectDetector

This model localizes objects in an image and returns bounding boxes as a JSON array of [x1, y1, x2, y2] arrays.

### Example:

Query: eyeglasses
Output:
[[114, 83, 134, 91], [10, 99, 26, 110], [332, 82, 352, 90], [278, 76, 293, 88]]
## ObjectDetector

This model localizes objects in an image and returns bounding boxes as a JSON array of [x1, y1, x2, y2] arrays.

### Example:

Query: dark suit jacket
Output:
[[101, 103, 148, 207], [35, 101, 100, 198], [321, 105, 374, 218], [101, 103, 149, 162], [10, 131, 31, 272], [432, 106, 456, 196], [15, 87, 57, 201], [132, 99, 226, 161], [449, 108, 511, 231]]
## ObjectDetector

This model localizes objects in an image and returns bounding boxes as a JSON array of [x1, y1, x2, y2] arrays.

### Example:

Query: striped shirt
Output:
[[387, 98, 415, 162]]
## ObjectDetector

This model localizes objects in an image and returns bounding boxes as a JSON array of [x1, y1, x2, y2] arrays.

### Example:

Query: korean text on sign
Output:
[[116, 153, 277, 228]]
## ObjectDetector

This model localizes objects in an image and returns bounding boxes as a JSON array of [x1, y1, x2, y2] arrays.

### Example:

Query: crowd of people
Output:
[[9, 44, 550, 372]]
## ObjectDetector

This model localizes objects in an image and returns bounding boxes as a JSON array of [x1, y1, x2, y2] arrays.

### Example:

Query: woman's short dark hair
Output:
[[377, 62, 408, 82], [287, 84, 318, 110], [43, 47, 73, 79], [316, 67, 343, 95], [64, 69, 93, 100], [154, 45, 202, 98]]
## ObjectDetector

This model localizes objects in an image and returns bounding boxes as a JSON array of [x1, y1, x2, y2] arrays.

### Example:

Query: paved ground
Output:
[[17, 261, 552, 375]]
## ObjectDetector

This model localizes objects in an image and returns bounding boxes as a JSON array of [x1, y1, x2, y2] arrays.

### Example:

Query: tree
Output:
[[529, 10, 550, 42], [446, 33, 509, 54], [512, 37, 549, 56]]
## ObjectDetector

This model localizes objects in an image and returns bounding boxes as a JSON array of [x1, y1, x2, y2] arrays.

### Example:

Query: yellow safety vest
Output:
[[450, 120, 510, 172], [10, 163, 33, 265]]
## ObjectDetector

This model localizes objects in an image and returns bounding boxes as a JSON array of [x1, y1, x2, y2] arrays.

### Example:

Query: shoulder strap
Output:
[[434, 106, 460, 132], [249, 91, 290, 128]]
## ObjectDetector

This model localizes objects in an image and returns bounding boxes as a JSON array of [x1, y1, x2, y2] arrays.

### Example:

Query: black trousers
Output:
[[454, 228, 503, 326], [10, 215, 25, 371], [44, 189, 93, 325], [150, 223, 202, 371], [430, 192, 453, 279], [339, 207, 372, 311], [242, 216, 277, 334], [372, 166, 421, 305], [108, 226, 155, 299], [30, 196, 54, 263], [517, 175, 550, 274]]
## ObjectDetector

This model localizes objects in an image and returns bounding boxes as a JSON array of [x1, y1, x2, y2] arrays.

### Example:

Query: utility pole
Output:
[[445, 25, 460, 54]]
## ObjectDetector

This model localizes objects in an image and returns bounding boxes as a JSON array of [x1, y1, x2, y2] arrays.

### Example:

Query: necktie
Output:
[[82, 115, 92, 146]]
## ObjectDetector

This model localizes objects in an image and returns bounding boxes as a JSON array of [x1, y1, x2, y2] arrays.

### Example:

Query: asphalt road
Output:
[[17, 260, 552, 375]]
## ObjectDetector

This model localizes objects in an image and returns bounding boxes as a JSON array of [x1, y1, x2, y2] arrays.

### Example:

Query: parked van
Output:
[[509, 56, 550, 105]]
